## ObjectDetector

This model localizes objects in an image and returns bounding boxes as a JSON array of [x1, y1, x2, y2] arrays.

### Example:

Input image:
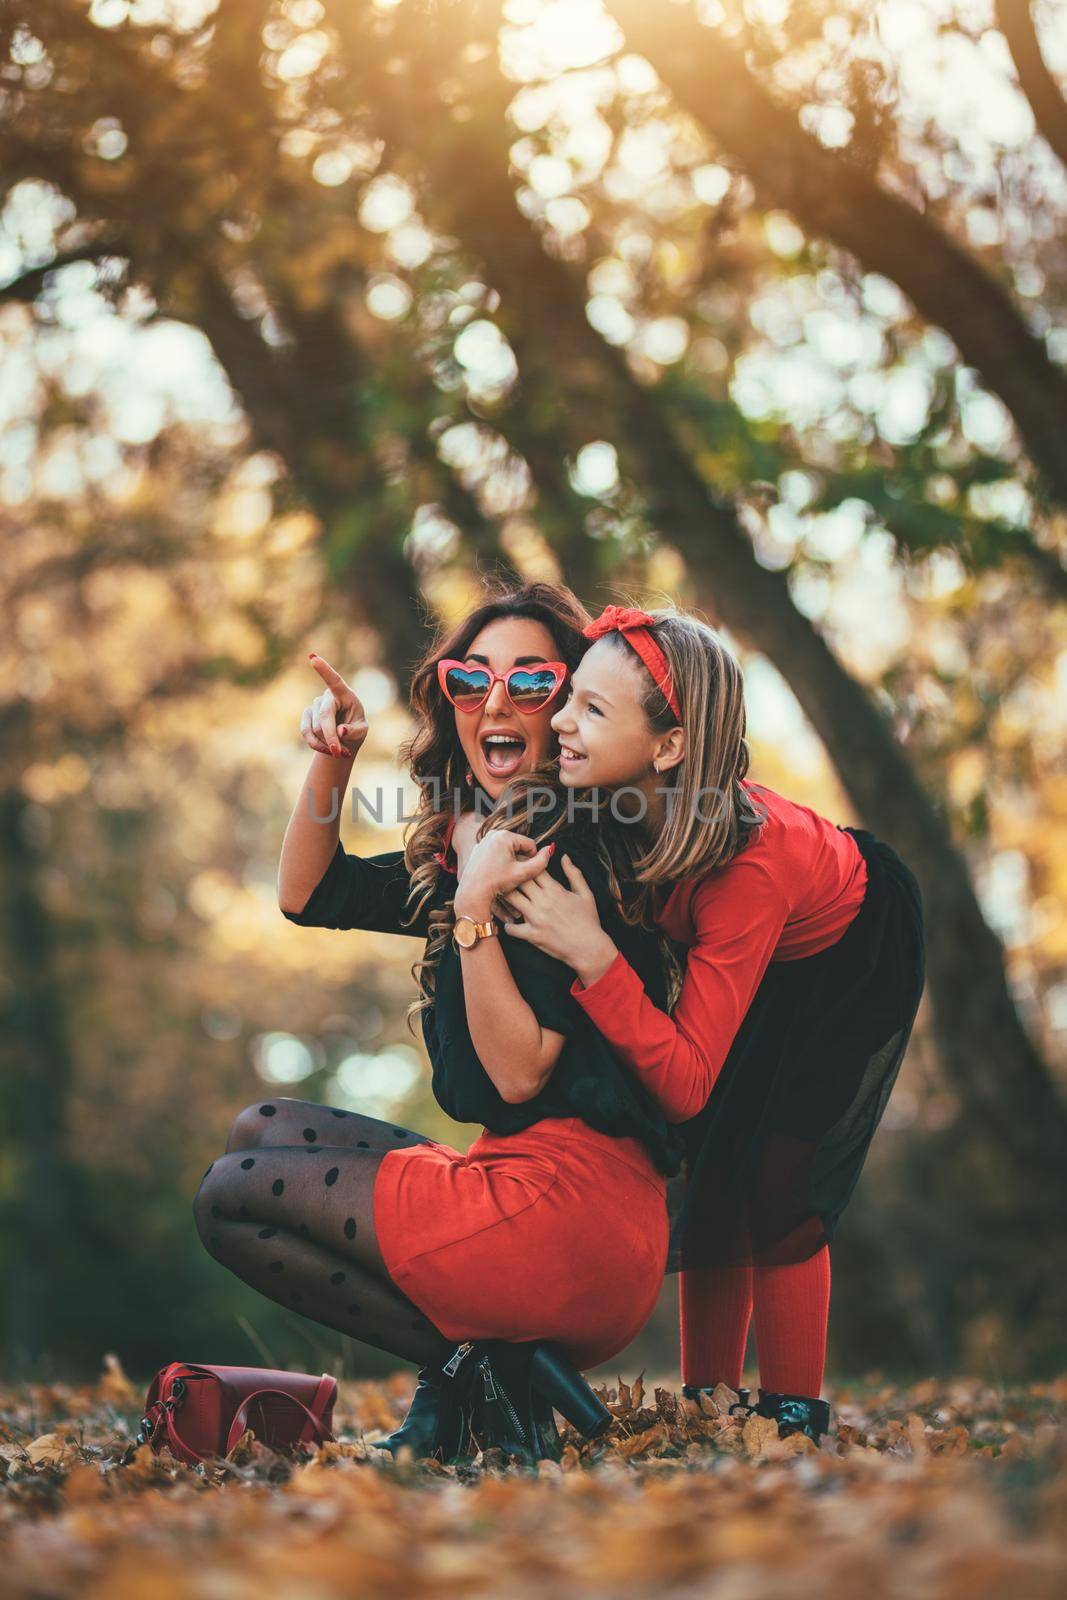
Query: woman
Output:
[[194, 585, 683, 1465], [489, 603, 926, 1444]]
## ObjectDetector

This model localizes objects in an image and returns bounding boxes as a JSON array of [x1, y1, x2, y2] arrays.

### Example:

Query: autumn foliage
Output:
[[2, 1356, 1065, 1597]]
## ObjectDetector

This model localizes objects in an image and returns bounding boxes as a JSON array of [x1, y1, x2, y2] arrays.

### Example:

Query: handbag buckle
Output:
[[135, 1376, 186, 1446]]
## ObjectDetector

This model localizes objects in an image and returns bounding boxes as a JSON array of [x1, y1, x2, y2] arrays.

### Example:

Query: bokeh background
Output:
[[2, 0, 1065, 1388]]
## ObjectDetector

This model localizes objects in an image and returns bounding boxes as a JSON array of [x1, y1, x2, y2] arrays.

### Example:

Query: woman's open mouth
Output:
[[479, 730, 529, 778]]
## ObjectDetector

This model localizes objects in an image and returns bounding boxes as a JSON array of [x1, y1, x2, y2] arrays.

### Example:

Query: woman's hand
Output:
[[501, 855, 619, 987], [453, 829, 556, 921], [300, 654, 368, 760], [450, 811, 484, 882]]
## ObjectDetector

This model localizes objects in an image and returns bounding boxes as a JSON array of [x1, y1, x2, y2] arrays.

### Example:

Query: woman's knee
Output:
[[193, 1151, 249, 1246], [225, 1097, 297, 1153]]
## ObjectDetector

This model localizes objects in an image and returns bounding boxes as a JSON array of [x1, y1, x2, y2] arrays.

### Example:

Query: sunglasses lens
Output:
[[443, 666, 491, 709], [507, 668, 561, 711]]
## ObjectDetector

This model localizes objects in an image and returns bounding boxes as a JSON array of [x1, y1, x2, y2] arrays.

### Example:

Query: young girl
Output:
[[195, 585, 682, 1465], [494, 604, 927, 1442]]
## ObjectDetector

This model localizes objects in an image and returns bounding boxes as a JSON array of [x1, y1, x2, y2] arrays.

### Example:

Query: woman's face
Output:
[[550, 637, 664, 789], [450, 616, 567, 800]]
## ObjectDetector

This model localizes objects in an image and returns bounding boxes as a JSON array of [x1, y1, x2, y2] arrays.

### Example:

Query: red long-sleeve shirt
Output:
[[570, 781, 869, 1123]]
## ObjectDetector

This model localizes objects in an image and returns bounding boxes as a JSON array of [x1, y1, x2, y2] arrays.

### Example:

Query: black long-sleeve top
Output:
[[281, 813, 684, 1178]]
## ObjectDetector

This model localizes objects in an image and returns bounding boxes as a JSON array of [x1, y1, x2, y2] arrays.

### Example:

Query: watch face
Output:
[[453, 918, 476, 948]]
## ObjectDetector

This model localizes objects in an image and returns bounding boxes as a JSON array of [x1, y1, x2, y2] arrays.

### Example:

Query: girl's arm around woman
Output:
[[504, 853, 791, 1124]]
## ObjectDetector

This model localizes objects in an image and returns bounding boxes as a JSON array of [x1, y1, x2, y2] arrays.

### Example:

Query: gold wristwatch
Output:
[[453, 913, 498, 952]]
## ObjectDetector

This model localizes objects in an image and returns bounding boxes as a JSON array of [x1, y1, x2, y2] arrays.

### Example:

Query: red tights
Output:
[[678, 1244, 831, 1396]]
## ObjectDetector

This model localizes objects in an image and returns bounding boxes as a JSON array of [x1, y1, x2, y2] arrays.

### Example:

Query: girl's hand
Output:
[[300, 654, 368, 759], [453, 829, 556, 921], [501, 855, 618, 986]]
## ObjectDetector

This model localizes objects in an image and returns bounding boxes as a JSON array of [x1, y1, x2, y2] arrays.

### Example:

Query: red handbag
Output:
[[137, 1361, 338, 1466]]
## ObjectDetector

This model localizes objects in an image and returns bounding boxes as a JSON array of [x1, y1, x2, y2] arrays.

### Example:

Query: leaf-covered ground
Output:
[[2, 1357, 1065, 1598]]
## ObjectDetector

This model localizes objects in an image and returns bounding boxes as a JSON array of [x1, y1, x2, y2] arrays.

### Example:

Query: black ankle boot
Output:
[[530, 1382, 565, 1463], [754, 1388, 831, 1443], [529, 1342, 612, 1440], [392, 1341, 611, 1466], [448, 1340, 548, 1467], [372, 1360, 475, 1464], [682, 1384, 752, 1415]]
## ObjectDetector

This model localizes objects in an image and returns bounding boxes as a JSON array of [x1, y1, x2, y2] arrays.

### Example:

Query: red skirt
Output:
[[373, 1116, 668, 1370]]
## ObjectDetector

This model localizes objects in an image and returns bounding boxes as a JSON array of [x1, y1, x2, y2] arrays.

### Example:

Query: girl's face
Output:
[[450, 616, 566, 800], [551, 637, 676, 789]]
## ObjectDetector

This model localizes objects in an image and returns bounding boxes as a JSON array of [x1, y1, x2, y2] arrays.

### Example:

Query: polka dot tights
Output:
[[194, 1097, 454, 1367]]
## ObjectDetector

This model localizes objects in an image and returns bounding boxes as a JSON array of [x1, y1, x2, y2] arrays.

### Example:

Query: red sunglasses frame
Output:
[[436, 658, 569, 715]]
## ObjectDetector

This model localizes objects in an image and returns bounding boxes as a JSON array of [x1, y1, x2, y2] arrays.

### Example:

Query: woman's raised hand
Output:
[[300, 654, 369, 759]]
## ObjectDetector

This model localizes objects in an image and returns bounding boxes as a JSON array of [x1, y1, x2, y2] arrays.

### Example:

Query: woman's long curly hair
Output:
[[395, 581, 595, 1028]]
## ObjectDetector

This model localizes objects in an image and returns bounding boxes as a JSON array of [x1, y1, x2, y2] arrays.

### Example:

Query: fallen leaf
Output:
[[617, 1423, 668, 1460], [64, 1461, 108, 1503], [742, 1413, 781, 1459], [27, 1432, 77, 1467], [96, 1353, 138, 1408]]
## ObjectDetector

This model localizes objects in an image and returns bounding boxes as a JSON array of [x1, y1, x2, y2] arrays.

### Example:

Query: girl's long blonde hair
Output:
[[596, 605, 767, 930]]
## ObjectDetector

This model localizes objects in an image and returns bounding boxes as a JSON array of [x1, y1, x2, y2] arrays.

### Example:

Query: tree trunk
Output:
[[0, 714, 76, 1371]]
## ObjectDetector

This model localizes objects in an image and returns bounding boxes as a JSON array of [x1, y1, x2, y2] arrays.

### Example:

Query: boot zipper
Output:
[[480, 1355, 528, 1448], [442, 1340, 474, 1378]]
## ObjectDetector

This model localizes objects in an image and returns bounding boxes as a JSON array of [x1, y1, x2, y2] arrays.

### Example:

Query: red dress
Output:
[[373, 1118, 668, 1369]]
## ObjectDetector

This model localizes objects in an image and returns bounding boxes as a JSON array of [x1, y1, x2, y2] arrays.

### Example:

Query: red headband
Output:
[[582, 605, 682, 724]]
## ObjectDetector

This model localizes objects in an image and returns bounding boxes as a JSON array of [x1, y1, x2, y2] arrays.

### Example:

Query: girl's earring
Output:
[[465, 766, 474, 787]]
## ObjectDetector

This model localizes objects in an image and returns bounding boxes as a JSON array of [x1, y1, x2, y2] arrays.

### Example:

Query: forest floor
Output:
[[1, 1357, 1064, 1598]]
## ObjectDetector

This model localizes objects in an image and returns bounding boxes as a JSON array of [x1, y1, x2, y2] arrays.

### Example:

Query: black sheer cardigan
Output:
[[282, 816, 684, 1179]]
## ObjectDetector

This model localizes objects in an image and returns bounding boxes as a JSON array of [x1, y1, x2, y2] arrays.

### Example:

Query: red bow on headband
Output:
[[582, 605, 682, 724]]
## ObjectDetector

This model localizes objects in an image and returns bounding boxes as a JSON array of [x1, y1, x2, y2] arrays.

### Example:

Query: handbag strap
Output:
[[224, 1381, 335, 1456]]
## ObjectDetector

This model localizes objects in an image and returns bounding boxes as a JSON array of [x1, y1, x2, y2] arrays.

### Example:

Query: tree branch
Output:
[[0, 242, 131, 304], [996, 0, 1067, 174], [605, 1, 1067, 512]]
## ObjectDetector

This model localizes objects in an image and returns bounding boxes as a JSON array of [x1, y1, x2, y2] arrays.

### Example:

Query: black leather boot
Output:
[[754, 1388, 831, 1443], [529, 1341, 612, 1440], [380, 1340, 612, 1466], [530, 1382, 565, 1462], [440, 1339, 609, 1466], [372, 1360, 476, 1464], [682, 1384, 752, 1415], [438, 1337, 547, 1465]]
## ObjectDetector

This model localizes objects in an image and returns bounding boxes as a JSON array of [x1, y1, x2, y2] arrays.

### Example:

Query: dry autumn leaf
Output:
[[742, 1413, 784, 1458], [26, 1433, 78, 1468]]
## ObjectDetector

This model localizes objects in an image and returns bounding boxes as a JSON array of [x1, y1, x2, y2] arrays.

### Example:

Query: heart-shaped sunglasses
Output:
[[436, 659, 569, 715]]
